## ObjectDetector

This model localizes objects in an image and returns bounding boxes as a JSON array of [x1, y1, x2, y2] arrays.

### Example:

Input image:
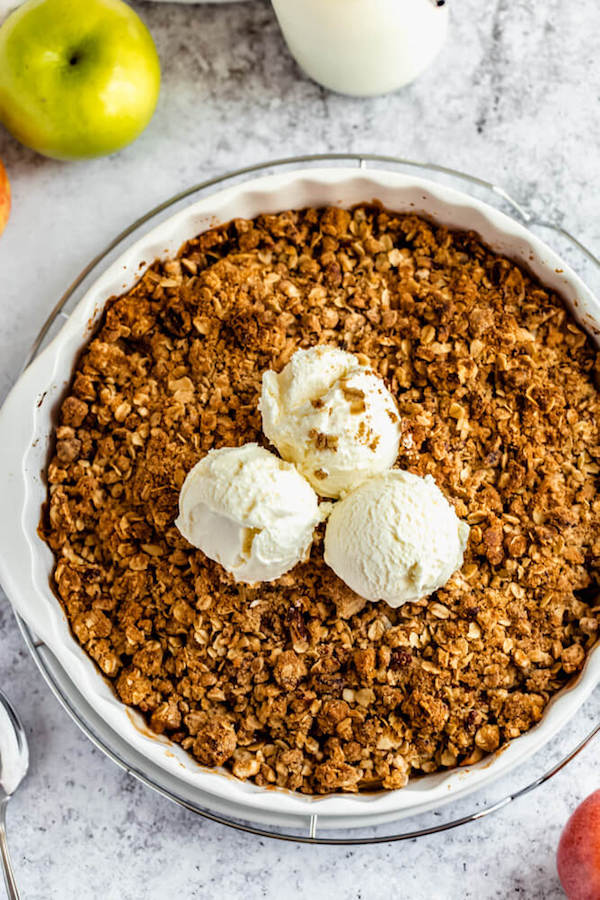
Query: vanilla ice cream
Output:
[[176, 443, 322, 584], [324, 470, 469, 608], [260, 346, 401, 498]]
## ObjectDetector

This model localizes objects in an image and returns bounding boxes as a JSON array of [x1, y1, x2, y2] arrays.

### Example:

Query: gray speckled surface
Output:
[[1, 0, 600, 896]]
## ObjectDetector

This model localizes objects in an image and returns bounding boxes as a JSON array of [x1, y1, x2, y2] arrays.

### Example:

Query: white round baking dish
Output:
[[1, 167, 599, 828]]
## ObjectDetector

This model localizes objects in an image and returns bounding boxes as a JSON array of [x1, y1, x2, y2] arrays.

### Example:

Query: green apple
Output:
[[0, 0, 160, 160]]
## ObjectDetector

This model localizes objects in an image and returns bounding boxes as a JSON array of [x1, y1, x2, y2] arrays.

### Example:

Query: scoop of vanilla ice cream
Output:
[[176, 443, 322, 584], [260, 345, 401, 498], [324, 470, 469, 608]]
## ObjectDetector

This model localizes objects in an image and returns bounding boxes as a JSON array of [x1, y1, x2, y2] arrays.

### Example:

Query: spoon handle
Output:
[[0, 799, 19, 900]]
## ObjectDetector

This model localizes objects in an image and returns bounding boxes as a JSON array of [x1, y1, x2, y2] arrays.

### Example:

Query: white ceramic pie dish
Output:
[[1, 167, 599, 827]]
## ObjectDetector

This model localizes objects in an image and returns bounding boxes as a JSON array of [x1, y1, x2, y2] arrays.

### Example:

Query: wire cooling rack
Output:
[[15, 153, 600, 844]]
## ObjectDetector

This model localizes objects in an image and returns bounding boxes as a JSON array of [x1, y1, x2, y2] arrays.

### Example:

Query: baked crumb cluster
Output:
[[41, 206, 600, 794]]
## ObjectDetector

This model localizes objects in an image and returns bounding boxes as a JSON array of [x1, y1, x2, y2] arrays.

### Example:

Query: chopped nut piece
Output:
[[474, 724, 500, 752], [273, 650, 307, 690], [561, 643, 586, 674], [483, 524, 504, 565], [232, 751, 260, 780], [61, 396, 89, 427], [192, 715, 237, 767]]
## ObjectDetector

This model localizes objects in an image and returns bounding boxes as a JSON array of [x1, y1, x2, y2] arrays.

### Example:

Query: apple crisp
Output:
[[41, 206, 600, 794]]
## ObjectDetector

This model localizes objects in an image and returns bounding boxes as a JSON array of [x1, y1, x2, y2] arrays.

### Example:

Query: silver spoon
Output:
[[0, 691, 28, 900]]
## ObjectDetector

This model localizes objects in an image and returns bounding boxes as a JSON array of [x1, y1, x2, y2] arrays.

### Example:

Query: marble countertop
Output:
[[1, 0, 600, 896]]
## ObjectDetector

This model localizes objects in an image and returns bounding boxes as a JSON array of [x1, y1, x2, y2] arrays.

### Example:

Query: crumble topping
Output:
[[41, 205, 600, 794], [308, 429, 339, 451]]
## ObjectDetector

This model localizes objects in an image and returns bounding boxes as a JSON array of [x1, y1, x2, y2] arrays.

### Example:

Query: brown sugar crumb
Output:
[[342, 386, 366, 399], [189, 713, 237, 767], [308, 428, 339, 451], [341, 384, 367, 415], [41, 206, 600, 795]]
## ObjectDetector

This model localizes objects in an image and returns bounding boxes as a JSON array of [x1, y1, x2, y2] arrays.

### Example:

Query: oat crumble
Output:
[[41, 206, 600, 794]]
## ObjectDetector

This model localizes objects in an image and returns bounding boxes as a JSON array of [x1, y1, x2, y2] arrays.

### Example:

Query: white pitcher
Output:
[[271, 0, 449, 97]]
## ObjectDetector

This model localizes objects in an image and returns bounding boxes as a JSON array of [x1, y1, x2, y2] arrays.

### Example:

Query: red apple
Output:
[[0, 158, 10, 235], [558, 790, 600, 899]]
